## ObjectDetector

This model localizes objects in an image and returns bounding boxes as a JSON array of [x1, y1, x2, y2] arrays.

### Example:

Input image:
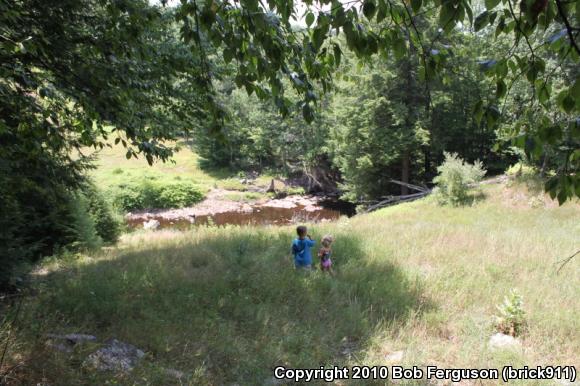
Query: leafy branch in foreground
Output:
[[177, 0, 579, 202]]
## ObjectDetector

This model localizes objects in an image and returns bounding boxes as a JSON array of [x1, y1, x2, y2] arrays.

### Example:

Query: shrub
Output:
[[506, 162, 537, 178], [112, 185, 145, 211], [83, 184, 123, 243], [112, 180, 205, 211], [505, 162, 544, 193], [494, 289, 526, 336], [433, 152, 486, 206], [157, 182, 205, 208], [66, 192, 102, 250]]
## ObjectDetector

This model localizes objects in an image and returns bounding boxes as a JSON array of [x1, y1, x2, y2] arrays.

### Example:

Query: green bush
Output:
[[84, 184, 123, 243], [112, 180, 205, 211], [67, 193, 102, 250], [113, 184, 145, 211], [157, 182, 205, 208], [433, 152, 486, 206], [494, 289, 526, 336]]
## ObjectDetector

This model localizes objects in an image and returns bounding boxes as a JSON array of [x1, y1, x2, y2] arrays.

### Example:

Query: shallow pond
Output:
[[126, 200, 355, 230]]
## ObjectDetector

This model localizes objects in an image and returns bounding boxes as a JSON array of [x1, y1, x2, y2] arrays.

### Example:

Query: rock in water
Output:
[[143, 219, 160, 230], [84, 339, 145, 372], [488, 333, 521, 350]]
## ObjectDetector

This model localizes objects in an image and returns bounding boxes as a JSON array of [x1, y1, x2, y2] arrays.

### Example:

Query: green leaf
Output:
[[536, 81, 551, 106], [544, 176, 558, 193], [333, 44, 342, 67], [376, 0, 388, 22], [473, 100, 484, 124], [474, 11, 490, 31], [486, 105, 501, 127], [557, 189, 567, 205], [393, 37, 406, 59], [485, 0, 501, 10], [363, 0, 377, 19], [571, 77, 580, 100], [223, 48, 234, 63], [439, 5, 455, 28], [306, 12, 315, 27], [312, 27, 326, 51], [411, 0, 422, 13], [562, 95, 575, 113], [465, 4, 474, 24], [302, 103, 315, 123], [496, 80, 507, 98]]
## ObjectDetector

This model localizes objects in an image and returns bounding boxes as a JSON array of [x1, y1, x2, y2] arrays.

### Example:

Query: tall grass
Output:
[[2, 184, 579, 385]]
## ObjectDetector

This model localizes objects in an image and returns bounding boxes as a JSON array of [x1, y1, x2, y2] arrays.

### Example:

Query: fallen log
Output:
[[388, 179, 429, 193], [361, 190, 431, 213]]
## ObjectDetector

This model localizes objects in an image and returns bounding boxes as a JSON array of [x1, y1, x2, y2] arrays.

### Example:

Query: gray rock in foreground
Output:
[[488, 333, 521, 350], [46, 333, 97, 344], [143, 219, 160, 230], [384, 350, 404, 363], [161, 367, 186, 379], [84, 339, 145, 372], [45, 333, 97, 353]]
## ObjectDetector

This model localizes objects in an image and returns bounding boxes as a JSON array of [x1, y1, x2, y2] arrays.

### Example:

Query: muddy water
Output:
[[126, 201, 355, 230]]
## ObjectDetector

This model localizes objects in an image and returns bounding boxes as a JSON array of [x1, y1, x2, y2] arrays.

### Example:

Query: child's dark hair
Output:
[[296, 225, 307, 237]]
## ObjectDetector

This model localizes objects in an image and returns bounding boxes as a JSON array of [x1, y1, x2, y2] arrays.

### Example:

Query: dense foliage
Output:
[[433, 152, 487, 205], [180, 0, 579, 202], [0, 0, 203, 288], [112, 181, 205, 211]]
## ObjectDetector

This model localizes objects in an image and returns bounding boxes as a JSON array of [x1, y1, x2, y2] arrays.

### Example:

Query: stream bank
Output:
[[125, 188, 355, 229]]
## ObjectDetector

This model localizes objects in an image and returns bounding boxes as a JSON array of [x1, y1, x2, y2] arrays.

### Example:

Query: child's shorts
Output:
[[321, 259, 332, 268]]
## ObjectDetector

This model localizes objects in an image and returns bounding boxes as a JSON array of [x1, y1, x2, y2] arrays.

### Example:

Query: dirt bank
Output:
[[125, 189, 326, 222]]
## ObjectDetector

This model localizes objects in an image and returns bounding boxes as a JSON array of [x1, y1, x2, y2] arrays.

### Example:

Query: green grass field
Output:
[[2, 183, 579, 385], [88, 142, 276, 195]]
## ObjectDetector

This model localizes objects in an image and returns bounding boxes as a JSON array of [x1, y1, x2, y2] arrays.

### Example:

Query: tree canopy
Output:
[[178, 0, 579, 202]]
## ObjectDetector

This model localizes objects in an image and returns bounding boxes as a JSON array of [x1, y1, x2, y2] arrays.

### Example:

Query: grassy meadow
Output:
[[1, 181, 578, 385], [88, 141, 276, 196]]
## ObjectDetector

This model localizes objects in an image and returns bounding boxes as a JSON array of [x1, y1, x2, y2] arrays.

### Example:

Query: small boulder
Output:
[[488, 333, 521, 350], [384, 350, 404, 363], [45, 333, 97, 353], [143, 219, 160, 230], [84, 339, 145, 372], [46, 341, 73, 353], [46, 333, 97, 344], [161, 367, 186, 379]]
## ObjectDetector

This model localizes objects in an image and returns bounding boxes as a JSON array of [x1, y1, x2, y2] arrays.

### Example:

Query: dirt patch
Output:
[[125, 189, 334, 224]]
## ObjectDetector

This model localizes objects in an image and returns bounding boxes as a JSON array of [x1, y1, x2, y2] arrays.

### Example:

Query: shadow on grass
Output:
[[19, 229, 433, 385]]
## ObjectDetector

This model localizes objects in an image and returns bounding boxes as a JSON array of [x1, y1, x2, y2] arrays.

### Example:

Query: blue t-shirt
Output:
[[292, 238, 316, 267]]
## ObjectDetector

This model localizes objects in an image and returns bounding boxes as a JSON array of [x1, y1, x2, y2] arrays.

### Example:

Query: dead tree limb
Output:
[[556, 249, 579, 274], [389, 179, 430, 192], [362, 190, 431, 213]]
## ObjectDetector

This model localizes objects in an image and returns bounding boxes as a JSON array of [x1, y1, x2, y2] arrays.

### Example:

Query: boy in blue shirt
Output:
[[291, 225, 316, 269]]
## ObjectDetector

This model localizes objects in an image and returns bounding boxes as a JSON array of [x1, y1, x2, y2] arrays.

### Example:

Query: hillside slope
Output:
[[2, 183, 579, 385]]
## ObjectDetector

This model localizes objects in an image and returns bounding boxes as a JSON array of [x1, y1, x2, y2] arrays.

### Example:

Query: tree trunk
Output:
[[424, 146, 431, 181], [401, 151, 410, 195]]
